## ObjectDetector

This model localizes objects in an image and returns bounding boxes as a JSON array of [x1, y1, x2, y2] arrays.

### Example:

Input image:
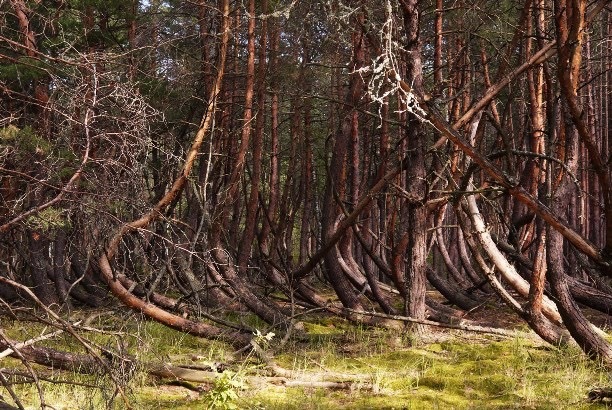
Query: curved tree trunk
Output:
[[425, 268, 480, 311], [548, 220, 612, 362], [465, 193, 562, 325], [210, 245, 287, 328], [545, 80, 612, 364], [94, 0, 250, 348], [320, 18, 366, 310]]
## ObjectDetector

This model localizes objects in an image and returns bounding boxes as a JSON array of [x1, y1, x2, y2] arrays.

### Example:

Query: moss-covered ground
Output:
[[1, 312, 611, 409]]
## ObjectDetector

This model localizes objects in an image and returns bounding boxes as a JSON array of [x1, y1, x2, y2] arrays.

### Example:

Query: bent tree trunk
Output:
[[320, 16, 366, 311], [465, 194, 562, 324], [542, 0, 612, 365], [95, 0, 249, 348], [546, 131, 612, 363], [547, 199, 612, 362]]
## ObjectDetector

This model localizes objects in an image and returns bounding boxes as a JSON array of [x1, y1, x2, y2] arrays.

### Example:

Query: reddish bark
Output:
[[320, 16, 366, 309], [237, 0, 268, 273], [399, 0, 428, 334], [95, 0, 246, 346]]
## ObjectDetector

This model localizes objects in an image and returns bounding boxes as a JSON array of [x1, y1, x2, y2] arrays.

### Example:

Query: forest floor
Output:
[[3, 299, 612, 409]]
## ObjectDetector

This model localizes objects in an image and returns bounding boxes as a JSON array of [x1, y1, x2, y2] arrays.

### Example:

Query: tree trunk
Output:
[[237, 0, 268, 274], [27, 231, 59, 306], [400, 0, 428, 336], [320, 16, 366, 310]]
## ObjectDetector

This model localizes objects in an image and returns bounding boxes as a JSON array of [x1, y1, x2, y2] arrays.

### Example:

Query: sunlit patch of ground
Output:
[[2, 309, 611, 409]]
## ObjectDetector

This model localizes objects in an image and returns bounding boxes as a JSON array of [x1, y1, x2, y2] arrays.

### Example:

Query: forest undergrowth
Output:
[[2, 301, 611, 410]]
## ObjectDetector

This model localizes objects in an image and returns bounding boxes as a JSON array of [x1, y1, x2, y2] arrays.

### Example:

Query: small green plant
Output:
[[204, 329, 274, 409], [205, 370, 246, 410]]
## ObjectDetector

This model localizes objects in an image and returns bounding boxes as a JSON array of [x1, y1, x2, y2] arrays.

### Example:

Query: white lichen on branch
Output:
[[353, 0, 428, 124]]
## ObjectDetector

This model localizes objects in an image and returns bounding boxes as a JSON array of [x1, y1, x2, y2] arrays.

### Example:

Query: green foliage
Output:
[[25, 206, 72, 232], [205, 371, 246, 410], [0, 57, 48, 83], [0, 125, 52, 155], [0, 124, 19, 141], [0, 125, 84, 196]]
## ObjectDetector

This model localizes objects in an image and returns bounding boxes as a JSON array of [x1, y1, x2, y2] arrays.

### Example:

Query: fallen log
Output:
[[1, 337, 374, 394], [0, 337, 120, 376], [149, 363, 372, 391], [587, 387, 612, 402], [341, 308, 537, 338]]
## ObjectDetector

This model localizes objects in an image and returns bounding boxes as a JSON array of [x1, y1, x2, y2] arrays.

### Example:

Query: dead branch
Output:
[[341, 308, 535, 338]]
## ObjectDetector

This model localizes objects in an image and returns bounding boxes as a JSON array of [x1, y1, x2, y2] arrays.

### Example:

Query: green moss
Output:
[[133, 321, 232, 363], [2, 318, 610, 409], [134, 385, 209, 409], [25, 206, 72, 232], [0, 125, 52, 155], [303, 322, 345, 336], [250, 334, 610, 409]]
